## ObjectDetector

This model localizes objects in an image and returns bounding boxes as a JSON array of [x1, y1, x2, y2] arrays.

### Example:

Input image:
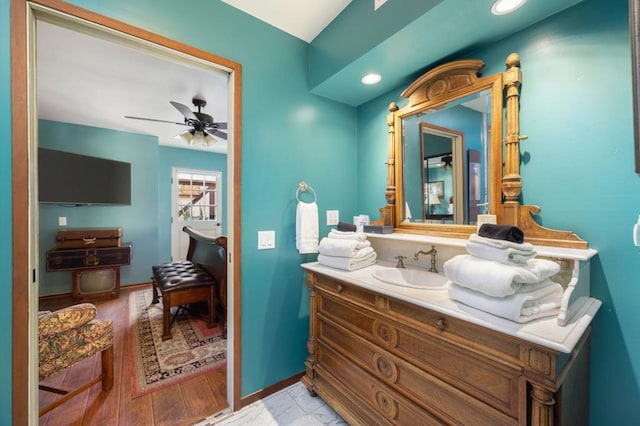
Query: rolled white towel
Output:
[[448, 279, 563, 323], [443, 254, 560, 297], [466, 236, 536, 265], [318, 237, 371, 257], [328, 229, 367, 241], [318, 251, 377, 271], [468, 233, 535, 251]]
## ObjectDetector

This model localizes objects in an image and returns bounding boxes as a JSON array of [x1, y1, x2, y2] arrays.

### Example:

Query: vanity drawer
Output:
[[386, 296, 523, 362], [318, 314, 523, 422], [316, 339, 446, 425], [312, 272, 380, 311]]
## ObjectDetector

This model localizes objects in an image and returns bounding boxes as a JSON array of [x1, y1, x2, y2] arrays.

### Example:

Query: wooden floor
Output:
[[38, 285, 229, 426]]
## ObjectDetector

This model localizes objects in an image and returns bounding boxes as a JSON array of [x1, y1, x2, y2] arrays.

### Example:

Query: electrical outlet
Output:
[[326, 210, 339, 226], [258, 230, 276, 250]]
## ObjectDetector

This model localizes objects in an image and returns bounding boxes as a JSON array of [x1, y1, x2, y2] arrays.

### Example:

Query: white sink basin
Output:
[[371, 267, 448, 289]]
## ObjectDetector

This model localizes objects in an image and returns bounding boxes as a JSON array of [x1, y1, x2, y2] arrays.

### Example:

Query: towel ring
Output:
[[296, 181, 317, 203]]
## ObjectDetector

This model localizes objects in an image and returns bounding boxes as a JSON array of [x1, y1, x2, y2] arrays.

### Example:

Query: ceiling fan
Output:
[[125, 95, 227, 146]]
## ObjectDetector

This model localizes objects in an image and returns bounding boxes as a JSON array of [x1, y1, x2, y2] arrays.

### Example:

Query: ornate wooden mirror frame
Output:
[[377, 53, 587, 249]]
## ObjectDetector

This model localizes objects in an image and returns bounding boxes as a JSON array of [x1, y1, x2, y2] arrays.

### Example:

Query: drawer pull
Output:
[[435, 318, 447, 330], [337, 284, 344, 292]]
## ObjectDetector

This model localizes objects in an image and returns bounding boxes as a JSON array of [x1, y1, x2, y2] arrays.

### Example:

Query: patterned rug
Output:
[[128, 289, 226, 398]]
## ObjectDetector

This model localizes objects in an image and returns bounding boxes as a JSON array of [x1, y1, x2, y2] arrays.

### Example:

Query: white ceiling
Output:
[[36, 1, 350, 154], [220, 0, 352, 43], [37, 20, 230, 153], [36, 1, 581, 154]]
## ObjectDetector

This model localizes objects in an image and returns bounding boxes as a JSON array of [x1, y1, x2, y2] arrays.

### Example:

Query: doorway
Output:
[[11, 1, 242, 422], [172, 168, 223, 260]]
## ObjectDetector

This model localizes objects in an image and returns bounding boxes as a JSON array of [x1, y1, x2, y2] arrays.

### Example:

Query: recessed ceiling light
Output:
[[491, 0, 527, 15], [361, 73, 382, 85]]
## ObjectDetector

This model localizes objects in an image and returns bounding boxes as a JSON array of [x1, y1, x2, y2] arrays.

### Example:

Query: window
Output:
[[176, 171, 219, 221]]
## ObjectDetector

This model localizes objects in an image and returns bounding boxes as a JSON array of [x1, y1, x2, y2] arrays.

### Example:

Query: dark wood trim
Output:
[[232, 59, 243, 412], [11, 0, 29, 423], [239, 372, 305, 408], [11, 0, 243, 420]]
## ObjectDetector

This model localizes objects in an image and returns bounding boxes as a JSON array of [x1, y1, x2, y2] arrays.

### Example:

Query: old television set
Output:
[[38, 147, 132, 205], [72, 267, 120, 301]]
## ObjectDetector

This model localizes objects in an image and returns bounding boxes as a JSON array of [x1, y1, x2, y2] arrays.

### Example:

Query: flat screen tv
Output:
[[38, 148, 131, 205]]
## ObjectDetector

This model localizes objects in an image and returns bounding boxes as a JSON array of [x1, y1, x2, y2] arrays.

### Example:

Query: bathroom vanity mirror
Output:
[[378, 58, 503, 238], [376, 53, 587, 248], [405, 91, 490, 225]]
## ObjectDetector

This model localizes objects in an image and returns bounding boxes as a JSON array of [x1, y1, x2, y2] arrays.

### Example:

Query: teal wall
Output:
[[38, 120, 159, 294], [357, 0, 640, 423], [2, 0, 358, 415], [37, 120, 226, 295]]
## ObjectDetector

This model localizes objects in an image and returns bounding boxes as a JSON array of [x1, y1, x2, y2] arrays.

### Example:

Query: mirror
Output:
[[376, 53, 588, 248], [377, 58, 503, 238], [402, 91, 491, 225]]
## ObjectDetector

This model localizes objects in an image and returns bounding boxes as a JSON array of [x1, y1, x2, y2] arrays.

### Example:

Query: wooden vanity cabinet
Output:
[[302, 270, 591, 425]]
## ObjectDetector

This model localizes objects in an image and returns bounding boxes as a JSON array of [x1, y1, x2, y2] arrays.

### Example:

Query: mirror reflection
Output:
[[402, 90, 491, 225]]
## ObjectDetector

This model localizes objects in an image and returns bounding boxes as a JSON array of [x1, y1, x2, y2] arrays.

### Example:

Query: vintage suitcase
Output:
[[46, 244, 131, 271], [55, 227, 122, 250]]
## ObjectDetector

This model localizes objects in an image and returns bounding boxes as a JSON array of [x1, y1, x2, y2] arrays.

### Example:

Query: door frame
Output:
[[10, 0, 243, 422]]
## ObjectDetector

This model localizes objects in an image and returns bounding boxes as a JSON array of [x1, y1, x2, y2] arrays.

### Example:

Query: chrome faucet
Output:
[[414, 245, 438, 273], [394, 255, 407, 268]]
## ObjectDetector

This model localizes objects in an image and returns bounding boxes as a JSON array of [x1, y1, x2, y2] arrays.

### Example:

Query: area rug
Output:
[[128, 289, 226, 398]]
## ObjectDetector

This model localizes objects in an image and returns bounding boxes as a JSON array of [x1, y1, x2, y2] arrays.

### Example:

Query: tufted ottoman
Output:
[[151, 260, 217, 340]]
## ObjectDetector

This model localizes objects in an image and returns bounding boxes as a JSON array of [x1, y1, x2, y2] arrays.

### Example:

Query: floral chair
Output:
[[38, 303, 114, 417]]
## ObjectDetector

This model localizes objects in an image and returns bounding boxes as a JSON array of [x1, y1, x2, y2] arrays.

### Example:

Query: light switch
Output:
[[326, 210, 339, 226], [258, 230, 276, 250], [58, 216, 67, 226]]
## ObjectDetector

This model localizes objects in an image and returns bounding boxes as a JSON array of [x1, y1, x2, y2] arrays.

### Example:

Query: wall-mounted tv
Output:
[[38, 148, 131, 205]]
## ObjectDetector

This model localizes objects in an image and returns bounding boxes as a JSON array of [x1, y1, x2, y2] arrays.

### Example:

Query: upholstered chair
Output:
[[38, 303, 114, 417]]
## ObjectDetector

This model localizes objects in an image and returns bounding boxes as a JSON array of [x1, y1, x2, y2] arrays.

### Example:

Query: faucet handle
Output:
[[394, 255, 406, 268]]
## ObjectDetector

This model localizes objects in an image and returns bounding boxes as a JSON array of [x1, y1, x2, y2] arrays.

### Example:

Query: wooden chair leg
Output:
[[101, 346, 114, 391], [207, 285, 216, 329], [162, 293, 173, 340], [151, 278, 160, 304]]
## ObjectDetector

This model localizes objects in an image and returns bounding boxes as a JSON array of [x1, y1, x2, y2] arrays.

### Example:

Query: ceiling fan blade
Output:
[[210, 129, 227, 140], [170, 101, 198, 121], [125, 115, 187, 126]]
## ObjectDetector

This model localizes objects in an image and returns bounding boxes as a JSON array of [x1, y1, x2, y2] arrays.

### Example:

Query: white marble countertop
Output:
[[301, 260, 601, 353]]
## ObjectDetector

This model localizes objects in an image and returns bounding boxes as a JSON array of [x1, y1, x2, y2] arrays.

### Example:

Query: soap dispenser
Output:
[[476, 203, 496, 231]]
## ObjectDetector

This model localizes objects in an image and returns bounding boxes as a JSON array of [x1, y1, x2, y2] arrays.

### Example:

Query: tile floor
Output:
[[196, 382, 346, 425]]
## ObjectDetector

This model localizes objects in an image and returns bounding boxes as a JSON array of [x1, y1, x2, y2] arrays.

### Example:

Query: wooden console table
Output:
[[46, 244, 131, 301]]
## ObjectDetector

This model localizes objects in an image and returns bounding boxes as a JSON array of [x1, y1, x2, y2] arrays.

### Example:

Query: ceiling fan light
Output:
[[176, 129, 194, 144], [192, 130, 209, 146], [204, 132, 216, 146]]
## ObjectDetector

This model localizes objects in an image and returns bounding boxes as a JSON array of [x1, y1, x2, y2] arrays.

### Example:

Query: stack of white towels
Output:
[[317, 230, 377, 271], [443, 233, 563, 323]]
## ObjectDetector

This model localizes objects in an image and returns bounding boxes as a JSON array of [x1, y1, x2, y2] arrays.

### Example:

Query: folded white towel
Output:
[[466, 235, 536, 265], [443, 254, 560, 297], [318, 237, 371, 257], [318, 251, 377, 271], [328, 229, 367, 241], [296, 201, 319, 254], [448, 280, 563, 323]]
